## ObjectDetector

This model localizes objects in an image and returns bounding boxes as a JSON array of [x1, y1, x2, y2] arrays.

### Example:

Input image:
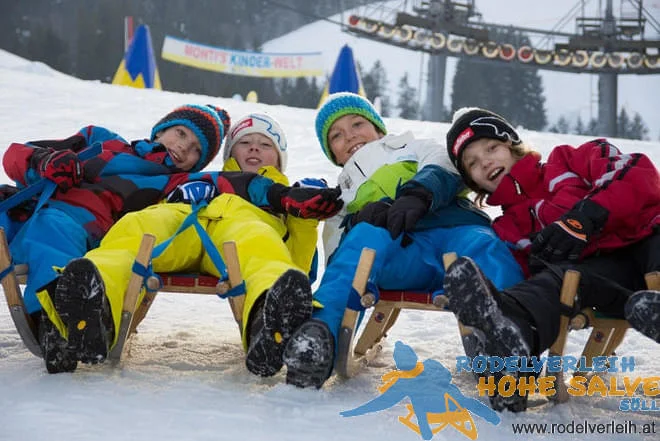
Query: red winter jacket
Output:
[[487, 139, 660, 275]]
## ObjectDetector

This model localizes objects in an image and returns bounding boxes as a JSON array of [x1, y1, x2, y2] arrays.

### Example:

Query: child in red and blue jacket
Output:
[[1, 104, 231, 336], [442, 107, 660, 412]]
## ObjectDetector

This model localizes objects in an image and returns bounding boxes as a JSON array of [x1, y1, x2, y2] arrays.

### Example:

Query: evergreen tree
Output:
[[362, 60, 391, 116], [628, 112, 649, 140], [397, 73, 418, 119], [451, 28, 546, 130], [617, 108, 631, 138], [574, 116, 585, 135], [548, 116, 571, 134]]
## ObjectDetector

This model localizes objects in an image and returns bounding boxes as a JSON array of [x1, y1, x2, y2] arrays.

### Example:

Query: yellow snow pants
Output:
[[83, 194, 304, 351]]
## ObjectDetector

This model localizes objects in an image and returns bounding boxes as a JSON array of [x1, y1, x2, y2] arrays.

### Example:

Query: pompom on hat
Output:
[[446, 107, 521, 177], [151, 104, 231, 172], [223, 113, 288, 171], [315, 92, 387, 166]]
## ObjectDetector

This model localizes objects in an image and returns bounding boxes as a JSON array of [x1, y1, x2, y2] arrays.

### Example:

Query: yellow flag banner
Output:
[[161, 36, 324, 78]]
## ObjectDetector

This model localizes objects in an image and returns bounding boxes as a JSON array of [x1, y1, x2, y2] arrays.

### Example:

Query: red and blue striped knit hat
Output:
[[151, 104, 231, 171]]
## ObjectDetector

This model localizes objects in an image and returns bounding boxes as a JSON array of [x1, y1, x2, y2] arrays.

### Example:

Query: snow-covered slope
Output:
[[0, 49, 658, 441]]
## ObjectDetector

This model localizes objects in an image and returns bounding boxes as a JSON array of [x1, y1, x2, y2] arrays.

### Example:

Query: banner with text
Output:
[[161, 36, 324, 78]]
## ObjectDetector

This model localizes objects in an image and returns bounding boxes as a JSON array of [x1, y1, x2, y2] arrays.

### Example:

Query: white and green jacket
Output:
[[322, 131, 490, 261]]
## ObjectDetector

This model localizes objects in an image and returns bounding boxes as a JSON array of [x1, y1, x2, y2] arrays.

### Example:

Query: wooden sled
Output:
[[336, 249, 457, 378], [335, 247, 660, 403], [108, 233, 244, 362], [0, 228, 245, 363]]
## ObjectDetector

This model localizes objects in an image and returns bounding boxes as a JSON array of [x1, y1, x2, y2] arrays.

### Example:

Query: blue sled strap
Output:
[[148, 200, 246, 328]]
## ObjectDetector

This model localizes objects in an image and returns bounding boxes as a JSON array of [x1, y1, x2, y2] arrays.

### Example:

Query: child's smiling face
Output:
[[461, 138, 518, 193], [328, 114, 384, 165], [231, 133, 280, 172], [154, 125, 201, 171]]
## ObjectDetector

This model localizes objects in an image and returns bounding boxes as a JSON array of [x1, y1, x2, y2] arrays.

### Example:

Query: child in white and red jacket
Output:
[[442, 107, 660, 412]]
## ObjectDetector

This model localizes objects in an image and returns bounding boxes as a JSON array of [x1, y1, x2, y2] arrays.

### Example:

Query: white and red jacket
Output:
[[487, 139, 660, 275]]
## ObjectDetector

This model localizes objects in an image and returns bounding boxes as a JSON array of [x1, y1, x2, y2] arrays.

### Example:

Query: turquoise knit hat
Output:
[[315, 92, 387, 166]]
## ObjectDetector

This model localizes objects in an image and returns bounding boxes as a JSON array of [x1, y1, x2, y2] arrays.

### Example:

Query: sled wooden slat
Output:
[[109, 233, 156, 362], [336, 248, 377, 378], [0, 228, 42, 357], [547, 270, 580, 403]]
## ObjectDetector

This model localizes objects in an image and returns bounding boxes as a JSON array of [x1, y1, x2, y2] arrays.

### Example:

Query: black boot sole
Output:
[[625, 290, 660, 343], [39, 313, 78, 374], [245, 269, 313, 377], [444, 256, 531, 412], [283, 319, 334, 389], [55, 258, 111, 365]]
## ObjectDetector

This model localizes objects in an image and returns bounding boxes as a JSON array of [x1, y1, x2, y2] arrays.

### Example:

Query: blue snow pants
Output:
[[7, 206, 90, 314], [313, 223, 524, 344]]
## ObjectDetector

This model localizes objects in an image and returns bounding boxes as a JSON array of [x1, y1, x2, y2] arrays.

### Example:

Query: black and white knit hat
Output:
[[446, 107, 521, 177], [151, 104, 231, 172]]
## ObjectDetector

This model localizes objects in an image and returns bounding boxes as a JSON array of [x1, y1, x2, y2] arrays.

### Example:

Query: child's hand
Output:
[[350, 200, 391, 230], [34, 149, 83, 192], [268, 183, 343, 219], [386, 187, 432, 243], [530, 199, 608, 262], [166, 180, 217, 204]]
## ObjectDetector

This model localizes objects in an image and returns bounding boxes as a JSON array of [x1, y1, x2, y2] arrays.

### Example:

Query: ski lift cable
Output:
[[537, 0, 589, 48], [626, 0, 660, 33]]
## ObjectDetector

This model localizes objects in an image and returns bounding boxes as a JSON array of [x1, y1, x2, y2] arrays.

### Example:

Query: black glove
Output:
[[350, 200, 391, 230], [31, 148, 83, 192], [386, 187, 432, 241], [530, 199, 609, 263], [166, 180, 217, 204], [267, 183, 343, 220], [0, 184, 35, 221]]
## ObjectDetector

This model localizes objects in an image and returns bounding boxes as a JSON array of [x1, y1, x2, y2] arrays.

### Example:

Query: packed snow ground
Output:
[[0, 49, 658, 441]]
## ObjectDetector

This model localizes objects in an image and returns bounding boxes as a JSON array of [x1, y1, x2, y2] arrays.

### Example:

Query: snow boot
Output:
[[39, 311, 77, 374], [625, 290, 660, 343], [245, 269, 313, 377], [54, 258, 113, 365], [443, 256, 532, 412], [283, 319, 334, 389]]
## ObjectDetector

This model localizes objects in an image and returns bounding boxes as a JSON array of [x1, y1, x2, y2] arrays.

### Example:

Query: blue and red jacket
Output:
[[3, 126, 277, 242]]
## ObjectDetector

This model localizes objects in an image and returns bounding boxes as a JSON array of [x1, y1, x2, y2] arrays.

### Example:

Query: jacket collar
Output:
[[487, 152, 543, 207]]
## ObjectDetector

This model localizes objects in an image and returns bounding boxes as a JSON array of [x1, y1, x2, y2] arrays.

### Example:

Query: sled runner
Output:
[[335, 247, 659, 402]]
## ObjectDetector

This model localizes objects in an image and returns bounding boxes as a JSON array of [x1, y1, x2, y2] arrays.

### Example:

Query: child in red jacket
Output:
[[442, 107, 660, 412]]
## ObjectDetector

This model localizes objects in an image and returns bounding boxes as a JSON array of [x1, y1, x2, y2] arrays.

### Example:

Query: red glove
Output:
[[35, 150, 83, 192], [267, 183, 343, 220]]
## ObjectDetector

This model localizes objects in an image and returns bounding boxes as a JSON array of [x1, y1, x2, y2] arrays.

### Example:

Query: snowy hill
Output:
[[0, 49, 659, 441], [263, 0, 660, 140]]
